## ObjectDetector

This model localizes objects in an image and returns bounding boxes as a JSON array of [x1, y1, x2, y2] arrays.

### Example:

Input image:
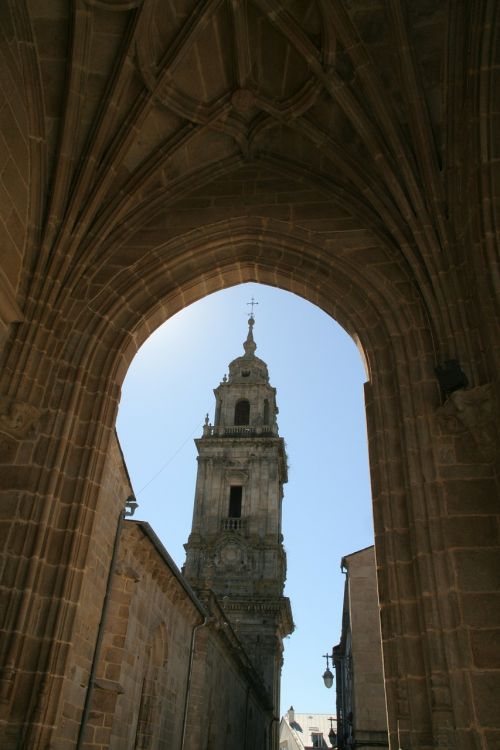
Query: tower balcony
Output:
[[204, 424, 277, 438], [221, 517, 247, 533]]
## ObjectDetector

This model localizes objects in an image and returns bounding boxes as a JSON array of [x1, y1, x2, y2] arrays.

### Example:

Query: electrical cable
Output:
[[136, 420, 203, 495]]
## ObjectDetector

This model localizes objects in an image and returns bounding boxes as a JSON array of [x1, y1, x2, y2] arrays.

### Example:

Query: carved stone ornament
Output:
[[430, 673, 452, 710], [114, 561, 141, 581], [436, 384, 497, 460], [0, 397, 41, 439], [231, 88, 256, 113], [224, 468, 248, 484], [215, 539, 247, 569]]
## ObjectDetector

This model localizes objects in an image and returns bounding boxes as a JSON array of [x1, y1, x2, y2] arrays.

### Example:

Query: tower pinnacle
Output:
[[243, 315, 257, 356]]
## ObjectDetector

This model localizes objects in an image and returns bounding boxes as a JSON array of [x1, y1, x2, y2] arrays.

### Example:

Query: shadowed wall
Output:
[[0, 2, 499, 748]]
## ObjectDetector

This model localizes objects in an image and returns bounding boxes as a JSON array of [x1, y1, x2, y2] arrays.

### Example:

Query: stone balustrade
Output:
[[220, 517, 247, 532], [204, 425, 277, 438]]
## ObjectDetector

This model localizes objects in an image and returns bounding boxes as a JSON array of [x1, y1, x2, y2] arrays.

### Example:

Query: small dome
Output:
[[228, 317, 269, 383]]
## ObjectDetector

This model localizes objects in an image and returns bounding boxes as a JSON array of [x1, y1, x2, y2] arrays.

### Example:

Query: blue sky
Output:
[[116, 282, 374, 715]]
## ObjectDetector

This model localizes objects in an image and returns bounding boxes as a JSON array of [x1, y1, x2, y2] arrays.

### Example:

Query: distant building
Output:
[[280, 707, 337, 749], [333, 546, 388, 749]]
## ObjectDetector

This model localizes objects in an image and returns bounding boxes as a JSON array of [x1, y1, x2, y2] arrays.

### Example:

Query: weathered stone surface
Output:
[[51, 437, 271, 750], [184, 322, 292, 738], [0, 1, 499, 748], [337, 546, 388, 747]]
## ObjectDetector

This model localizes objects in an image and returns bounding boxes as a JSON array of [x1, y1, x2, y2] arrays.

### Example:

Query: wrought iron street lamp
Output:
[[328, 716, 337, 747], [322, 651, 334, 688]]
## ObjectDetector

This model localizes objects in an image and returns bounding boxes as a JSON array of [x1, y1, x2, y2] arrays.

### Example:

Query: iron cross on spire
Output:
[[247, 297, 258, 317]]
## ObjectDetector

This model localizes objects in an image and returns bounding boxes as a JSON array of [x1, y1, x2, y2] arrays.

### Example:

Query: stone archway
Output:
[[0, 223, 492, 750], [0, 2, 499, 748]]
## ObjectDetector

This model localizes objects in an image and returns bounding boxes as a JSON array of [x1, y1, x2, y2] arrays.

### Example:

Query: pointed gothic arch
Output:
[[1, 220, 494, 749], [0, 2, 498, 748]]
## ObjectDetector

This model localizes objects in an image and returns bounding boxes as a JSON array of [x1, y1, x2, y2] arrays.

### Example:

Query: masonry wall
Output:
[[182, 594, 273, 750], [344, 546, 388, 747], [87, 524, 272, 750], [79, 521, 200, 750], [1, 3, 499, 748], [51, 434, 136, 748], [47, 435, 272, 750]]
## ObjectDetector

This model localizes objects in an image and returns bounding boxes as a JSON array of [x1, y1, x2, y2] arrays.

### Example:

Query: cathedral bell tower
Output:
[[183, 315, 293, 706]]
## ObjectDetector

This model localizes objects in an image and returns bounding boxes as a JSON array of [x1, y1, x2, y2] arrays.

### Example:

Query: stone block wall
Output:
[[86, 523, 272, 750], [1, 3, 499, 747], [48, 434, 273, 749], [52, 434, 132, 748], [79, 521, 199, 749], [343, 546, 388, 746], [0, 2, 30, 323]]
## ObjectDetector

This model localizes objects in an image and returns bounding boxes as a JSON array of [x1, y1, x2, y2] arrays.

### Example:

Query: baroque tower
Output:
[[183, 315, 293, 708]]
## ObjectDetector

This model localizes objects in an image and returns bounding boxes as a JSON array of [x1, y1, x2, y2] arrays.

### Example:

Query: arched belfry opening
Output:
[[0, 2, 498, 748], [234, 399, 250, 426]]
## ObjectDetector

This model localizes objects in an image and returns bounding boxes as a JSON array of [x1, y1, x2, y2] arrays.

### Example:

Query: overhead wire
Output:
[[135, 420, 203, 495]]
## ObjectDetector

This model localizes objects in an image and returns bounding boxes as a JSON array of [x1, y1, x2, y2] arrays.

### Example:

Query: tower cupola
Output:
[[227, 316, 268, 383], [212, 316, 279, 435]]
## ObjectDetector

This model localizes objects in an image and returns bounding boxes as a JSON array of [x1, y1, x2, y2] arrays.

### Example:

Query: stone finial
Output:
[[243, 315, 257, 356], [203, 413, 211, 437]]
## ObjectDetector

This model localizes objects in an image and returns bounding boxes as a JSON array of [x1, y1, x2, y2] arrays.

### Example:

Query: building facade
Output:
[[332, 547, 388, 749], [86, 520, 274, 750], [54, 433, 274, 750], [280, 708, 337, 750]]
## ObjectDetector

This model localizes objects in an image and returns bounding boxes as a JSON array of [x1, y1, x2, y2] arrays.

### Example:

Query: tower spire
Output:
[[243, 314, 257, 356]]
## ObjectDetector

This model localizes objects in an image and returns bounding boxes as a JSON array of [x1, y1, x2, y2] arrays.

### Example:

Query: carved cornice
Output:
[[123, 524, 205, 620], [224, 468, 248, 484], [222, 595, 294, 635]]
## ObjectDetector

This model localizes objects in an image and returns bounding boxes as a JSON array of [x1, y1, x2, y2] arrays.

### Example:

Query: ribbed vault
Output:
[[2, 0, 496, 379]]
